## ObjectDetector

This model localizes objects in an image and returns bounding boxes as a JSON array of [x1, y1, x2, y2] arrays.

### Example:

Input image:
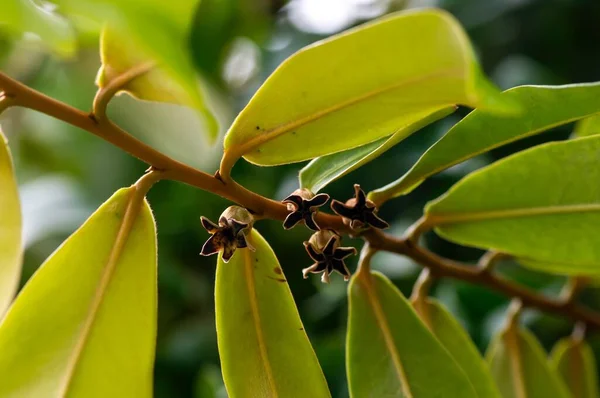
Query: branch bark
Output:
[[2, 70, 600, 329]]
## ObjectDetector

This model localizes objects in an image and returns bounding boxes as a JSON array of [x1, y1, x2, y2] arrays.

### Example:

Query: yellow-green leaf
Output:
[[0, 0, 76, 57], [97, 26, 187, 106], [215, 229, 330, 398], [486, 326, 570, 398], [573, 114, 600, 138], [0, 129, 22, 316], [415, 298, 501, 398], [221, 8, 516, 172], [551, 337, 599, 398], [0, 188, 157, 397], [299, 107, 454, 193], [347, 270, 477, 397], [370, 83, 600, 205], [425, 136, 600, 270], [56, 0, 218, 137]]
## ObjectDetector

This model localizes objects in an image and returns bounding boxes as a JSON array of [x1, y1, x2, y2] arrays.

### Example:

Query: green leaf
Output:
[[516, 257, 600, 276], [347, 270, 477, 398], [551, 337, 600, 398], [0, 0, 76, 56], [370, 83, 600, 205], [299, 107, 454, 193], [486, 326, 570, 398], [0, 129, 22, 316], [425, 136, 600, 270], [58, 0, 218, 137], [414, 298, 501, 398], [0, 188, 157, 397], [221, 8, 516, 171], [215, 229, 330, 398], [573, 114, 600, 138]]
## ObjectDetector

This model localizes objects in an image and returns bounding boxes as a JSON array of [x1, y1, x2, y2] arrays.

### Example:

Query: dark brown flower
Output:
[[282, 188, 330, 231], [303, 230, 357, 283], [200, 206, 254, 263], [330, 184, 389, 230]]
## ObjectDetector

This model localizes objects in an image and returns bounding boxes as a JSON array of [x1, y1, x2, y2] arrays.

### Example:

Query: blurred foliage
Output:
[[2, 0, 600, 397]]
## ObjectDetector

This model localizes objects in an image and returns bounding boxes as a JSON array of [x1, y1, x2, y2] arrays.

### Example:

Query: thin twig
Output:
[[92, 61, 155, 120], [477, 251, 507, 274], [2, 70, 600, 330], [0, 93, 14, 114], [560, 277, 589, 306]]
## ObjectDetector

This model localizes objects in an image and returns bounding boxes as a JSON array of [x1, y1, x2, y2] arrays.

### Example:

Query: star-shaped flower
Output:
[[282, 188, 330, 231], [303, 230, 357, 283], [330, 184, 389, 230], [200, 215, 254, 263]]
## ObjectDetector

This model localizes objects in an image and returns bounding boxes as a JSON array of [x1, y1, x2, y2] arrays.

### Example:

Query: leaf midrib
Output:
[[58, 188, 146, 396], [505, 329, 527, 398], [358, 272, 413, 398], [243, 246, 278, 397], [427, 203, 600, 225], [225, 68, 462, 164]]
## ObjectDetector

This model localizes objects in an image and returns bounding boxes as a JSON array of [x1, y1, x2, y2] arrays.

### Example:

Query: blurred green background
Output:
[[2, 0, 600, 396]]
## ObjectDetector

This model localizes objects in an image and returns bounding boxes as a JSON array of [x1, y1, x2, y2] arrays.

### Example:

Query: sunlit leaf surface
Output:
[[222, 8, 516, 171], [347, 270, 477, 397], [370, 83, 600, 204], [0, 188, 157, 397], [426, 136, 600, 270], [215, 229, 330, 398]]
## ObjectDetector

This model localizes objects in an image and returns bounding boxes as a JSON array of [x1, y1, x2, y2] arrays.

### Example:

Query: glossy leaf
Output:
[[486, 326, 570, 398], [516, 257, 600, 276], [573, 114, 600, 138], [414, 298, 501, 398], [551, 337, 599, 398], [425, 136, 600, 269], [347, 270, 477, 398], [0, 188, 157, 397], [58, 0, 218, 137], [215, 229, 330, 397], [0, 0, 76, 56], [221, 8, 516, 171], [299, 107, 454, 193], [0, 129, 22, 316], [370, 83, 600, 204]]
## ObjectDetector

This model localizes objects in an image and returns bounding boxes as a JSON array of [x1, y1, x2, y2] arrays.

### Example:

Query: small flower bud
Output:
[[282, 188, 330, 231], [200, 206, 255, 263], [303, 230, 357, 283], [330, 184, 389, 231]]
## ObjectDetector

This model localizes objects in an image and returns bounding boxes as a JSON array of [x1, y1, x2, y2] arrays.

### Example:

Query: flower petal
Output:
[[306, 193, 330, 208], [334, 246, 357, 260], [200, 216, 220, 233], [304, 213, 320, 231], [365, 211, 389, 229], [283, 211, 304, 229], [330, 200, 356, 218], [303, 242, 325, 262], [200, 235, 220, 256]]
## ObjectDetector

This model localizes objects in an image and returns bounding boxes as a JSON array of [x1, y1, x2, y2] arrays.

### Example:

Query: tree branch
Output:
[[2, 70, 600, 329]]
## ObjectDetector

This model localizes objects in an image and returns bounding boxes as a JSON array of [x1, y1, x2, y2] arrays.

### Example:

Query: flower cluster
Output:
[[200, 184, 388, 283]]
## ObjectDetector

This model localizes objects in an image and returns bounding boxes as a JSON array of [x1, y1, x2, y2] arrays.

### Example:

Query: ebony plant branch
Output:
[[1, 70, 599, 329]]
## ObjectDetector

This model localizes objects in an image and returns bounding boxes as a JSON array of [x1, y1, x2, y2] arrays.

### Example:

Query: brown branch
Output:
[[2, 70, 600, 330]]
